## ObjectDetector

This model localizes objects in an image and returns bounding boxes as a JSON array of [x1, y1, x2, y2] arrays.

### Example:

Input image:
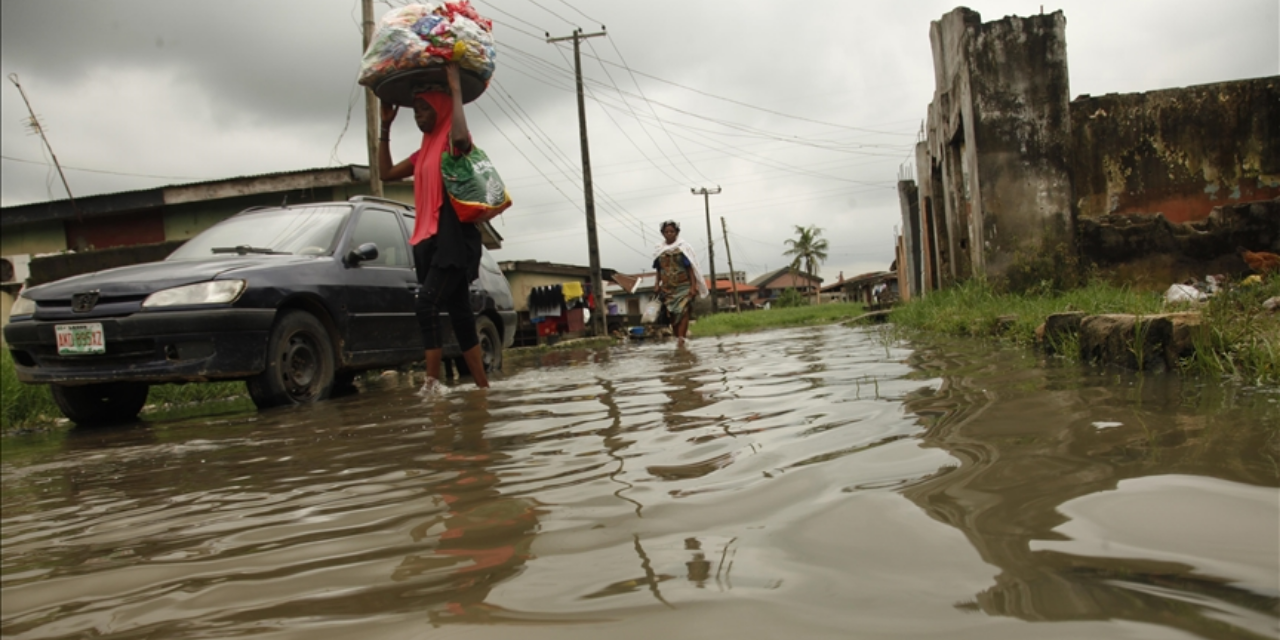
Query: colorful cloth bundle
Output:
[[357, 1, 497, 91]]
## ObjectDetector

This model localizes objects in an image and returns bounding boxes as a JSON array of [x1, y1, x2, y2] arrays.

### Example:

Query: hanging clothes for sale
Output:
[[528, 285, 564, 318]]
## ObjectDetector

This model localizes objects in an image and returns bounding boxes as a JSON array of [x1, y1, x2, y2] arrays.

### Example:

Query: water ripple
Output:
[[4, 324, 1274, 638]]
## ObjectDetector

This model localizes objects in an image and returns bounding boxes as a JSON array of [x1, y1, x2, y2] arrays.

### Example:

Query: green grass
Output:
[[690, 302, 866, 337], [2, 348, 250, 433], [888, 277, 1280, 385], [1179, 279, 1280, 384], [1, 349, 60, 432], [887, 279, 1164, 345]]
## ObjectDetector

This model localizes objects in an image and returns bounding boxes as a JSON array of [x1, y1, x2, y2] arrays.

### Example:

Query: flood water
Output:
[[2, 324, 1277, 640]]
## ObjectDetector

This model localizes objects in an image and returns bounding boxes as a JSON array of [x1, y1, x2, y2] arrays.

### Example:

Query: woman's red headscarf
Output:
[[410, 91, 454, 245]]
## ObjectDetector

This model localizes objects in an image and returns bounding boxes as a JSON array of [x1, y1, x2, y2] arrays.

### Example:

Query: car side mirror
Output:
[[345, 242, 379, 266]]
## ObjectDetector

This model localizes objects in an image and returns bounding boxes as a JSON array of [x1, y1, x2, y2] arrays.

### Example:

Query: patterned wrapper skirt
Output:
[[657, 251, 693, 320]]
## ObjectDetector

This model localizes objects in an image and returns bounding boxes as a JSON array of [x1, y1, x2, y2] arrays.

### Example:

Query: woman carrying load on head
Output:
[[653, 220, 709, 344], [378, 62, 488, 393]]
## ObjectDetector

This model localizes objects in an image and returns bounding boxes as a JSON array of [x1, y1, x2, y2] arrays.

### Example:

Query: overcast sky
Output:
[[2, 0, 1276, 281]]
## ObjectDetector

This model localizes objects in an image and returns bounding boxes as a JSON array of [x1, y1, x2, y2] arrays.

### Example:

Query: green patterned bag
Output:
[[440, 145, 512, 224]]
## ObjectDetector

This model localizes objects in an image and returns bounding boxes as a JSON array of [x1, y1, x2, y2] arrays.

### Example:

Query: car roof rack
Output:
[[349, 195, 414, 211]]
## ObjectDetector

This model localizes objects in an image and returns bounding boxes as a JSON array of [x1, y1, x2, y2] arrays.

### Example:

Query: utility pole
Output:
[[691, 186, 721, 313], [721, 216, 741, 312], [547, 27, 608, 336], [9, 73, 80, 220], [361, 0, 383, 197]]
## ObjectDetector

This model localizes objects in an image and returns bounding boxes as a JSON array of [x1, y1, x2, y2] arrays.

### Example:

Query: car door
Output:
[[339, 206, 420, 364]]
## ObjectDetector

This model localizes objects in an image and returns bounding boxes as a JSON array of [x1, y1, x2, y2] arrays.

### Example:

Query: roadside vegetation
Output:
[[691, 300, 865, 337], [1, 348, 249, 433], [7, 277, 1274, 432], [886, 278, 1280, 385]]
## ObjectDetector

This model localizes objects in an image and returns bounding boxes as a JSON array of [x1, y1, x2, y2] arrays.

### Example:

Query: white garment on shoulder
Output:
[[652, 238, 709, 299]]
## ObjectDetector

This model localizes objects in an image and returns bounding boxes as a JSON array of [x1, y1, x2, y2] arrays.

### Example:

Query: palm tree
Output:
[[783, 225, 829, 302]]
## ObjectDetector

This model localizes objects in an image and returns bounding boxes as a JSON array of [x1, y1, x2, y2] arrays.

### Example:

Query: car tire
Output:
[[476, 315, 502, 373], [51, 382, 149, 426], [248, 310, 335, 409]]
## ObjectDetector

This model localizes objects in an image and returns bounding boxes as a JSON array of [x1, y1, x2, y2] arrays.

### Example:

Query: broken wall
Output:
[[1071, 77, 1280, 225], [915, 7, 1075, 291]]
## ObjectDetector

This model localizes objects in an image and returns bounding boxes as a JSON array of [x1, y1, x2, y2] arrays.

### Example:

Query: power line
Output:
[[553, 0, 603, 26], [579, 51, 916, 137], [603, 36, 718, 185], [500, 45, 917, 156], [582, 39, 690, 187], [487, 79, 655, 244], [1, 154, 208, 181], [522, 0, 578, 27]]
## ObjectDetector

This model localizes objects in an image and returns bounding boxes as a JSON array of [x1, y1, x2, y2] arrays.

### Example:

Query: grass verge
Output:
[[690, 302, 866, 337], [2, 348, 250, 434], [886, 278, 1280, 385]]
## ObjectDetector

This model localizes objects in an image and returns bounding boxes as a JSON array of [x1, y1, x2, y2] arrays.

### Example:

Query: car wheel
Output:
[[51, 382, 149, 426], [476, 315, 502, 373], [248, 310, 335, 409]]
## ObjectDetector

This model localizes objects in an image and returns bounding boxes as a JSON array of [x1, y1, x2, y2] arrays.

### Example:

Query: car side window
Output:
[[350, 208, 409, 267], [400, 213, 416, 266]]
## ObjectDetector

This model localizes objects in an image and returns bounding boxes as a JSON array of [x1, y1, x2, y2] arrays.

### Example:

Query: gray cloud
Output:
[[3, 0, 1276, 279]]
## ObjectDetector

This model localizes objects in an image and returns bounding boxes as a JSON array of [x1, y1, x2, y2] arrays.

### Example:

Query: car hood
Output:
[[23, 256, 319, 300]]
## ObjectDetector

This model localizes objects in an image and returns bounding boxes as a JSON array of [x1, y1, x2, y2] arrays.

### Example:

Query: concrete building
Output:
[[497, 260, 617, 344], [748, 267, 823, 306], [906, 8, 1074, 295], [898, 7, 1280, 297]]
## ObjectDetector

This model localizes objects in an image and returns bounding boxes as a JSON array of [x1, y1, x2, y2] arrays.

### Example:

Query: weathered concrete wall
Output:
[[963, 10, 1074, 279], [0, 220, 66, 257], [898, 7, 1277, 300], [912, 141, 944, 293], [28, 241, 187, 286], [1078, 198, 1279, 289], [897, 179, 922, 297], [916, 7, 1075, 290], [1072, 77, 1280, 225]]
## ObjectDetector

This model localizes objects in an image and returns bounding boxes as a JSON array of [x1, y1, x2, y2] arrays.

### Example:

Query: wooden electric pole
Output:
[[721, 216, 741, 312], [547, 27, 608, 336], [361, 0, 383, 197], [691, 186, 721, 313]]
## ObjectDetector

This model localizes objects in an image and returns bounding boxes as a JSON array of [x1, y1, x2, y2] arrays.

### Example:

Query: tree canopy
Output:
[[783, 225, 829, 282]]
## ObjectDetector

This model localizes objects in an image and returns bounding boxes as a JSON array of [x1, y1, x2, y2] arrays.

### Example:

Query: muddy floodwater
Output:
[[2, 324, 1278, 640]]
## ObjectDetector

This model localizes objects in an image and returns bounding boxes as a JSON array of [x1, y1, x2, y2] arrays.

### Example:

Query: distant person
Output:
[[652, 220, 709, 344], [379, 63, 489, 394]]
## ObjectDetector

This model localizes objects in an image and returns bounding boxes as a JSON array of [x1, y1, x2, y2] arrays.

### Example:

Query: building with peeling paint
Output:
[[898, 7, 1280, 298]]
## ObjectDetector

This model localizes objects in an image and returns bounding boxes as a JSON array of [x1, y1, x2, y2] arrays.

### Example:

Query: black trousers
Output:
[[414, 241, 479, 352]]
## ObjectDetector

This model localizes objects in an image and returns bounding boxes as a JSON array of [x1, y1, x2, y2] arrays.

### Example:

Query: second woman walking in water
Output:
[[653, 220, 709, 344]]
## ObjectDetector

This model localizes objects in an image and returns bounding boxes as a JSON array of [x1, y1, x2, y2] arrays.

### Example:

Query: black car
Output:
[[4, 196, 516, 425]]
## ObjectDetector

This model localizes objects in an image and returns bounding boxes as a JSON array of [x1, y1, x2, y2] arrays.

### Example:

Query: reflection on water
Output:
[[902, 341, 1280, 639], [1, 326, 1276, 640]]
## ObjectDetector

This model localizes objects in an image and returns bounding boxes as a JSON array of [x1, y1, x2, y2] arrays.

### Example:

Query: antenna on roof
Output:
[[9, 73, 81, 221]]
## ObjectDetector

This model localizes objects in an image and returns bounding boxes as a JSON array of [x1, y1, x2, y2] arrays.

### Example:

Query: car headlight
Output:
[[9, 294, 35, 317], [143, 280, 246, 308]]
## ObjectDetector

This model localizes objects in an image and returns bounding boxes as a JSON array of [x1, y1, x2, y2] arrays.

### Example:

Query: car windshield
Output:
[[168, 206, 352, 260]]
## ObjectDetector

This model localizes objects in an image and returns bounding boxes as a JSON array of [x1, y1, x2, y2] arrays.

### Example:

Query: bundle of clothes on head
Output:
[[358, 1, 497, 89], [528, 282, 593, 322]]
